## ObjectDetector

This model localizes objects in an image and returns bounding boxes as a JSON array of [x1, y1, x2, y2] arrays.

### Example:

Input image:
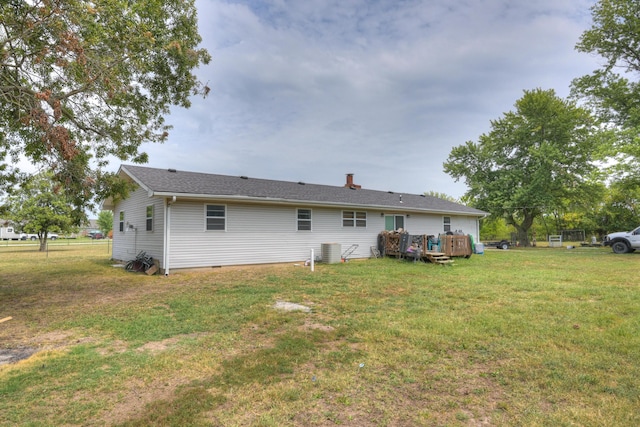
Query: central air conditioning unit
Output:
[[321, 243, 342, 264]]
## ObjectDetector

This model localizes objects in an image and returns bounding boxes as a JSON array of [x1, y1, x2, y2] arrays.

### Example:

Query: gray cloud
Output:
[[140, 0, 600, 197]]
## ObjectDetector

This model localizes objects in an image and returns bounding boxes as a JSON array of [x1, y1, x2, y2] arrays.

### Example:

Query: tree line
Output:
[[444, 0, 640, 244]]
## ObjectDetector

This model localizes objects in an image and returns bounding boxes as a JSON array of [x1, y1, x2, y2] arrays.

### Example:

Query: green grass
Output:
[[1, 245, 639, 426]]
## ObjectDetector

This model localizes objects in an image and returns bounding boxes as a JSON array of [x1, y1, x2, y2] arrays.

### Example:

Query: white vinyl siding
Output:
[[164, 202, 483, 269], [166, 203, 383, 269], [111, 191, 482, 270], [111, 186, 165, 264]]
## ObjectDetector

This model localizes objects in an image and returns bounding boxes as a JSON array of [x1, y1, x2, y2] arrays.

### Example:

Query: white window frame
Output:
[[119, 211, 125, 232], [342, 211, 367, 228], [205, 204, 227, 231], [297, 208, 312, 231]]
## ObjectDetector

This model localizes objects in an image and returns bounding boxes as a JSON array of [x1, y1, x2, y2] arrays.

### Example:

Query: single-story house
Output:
[[103, 165, 487, 273]]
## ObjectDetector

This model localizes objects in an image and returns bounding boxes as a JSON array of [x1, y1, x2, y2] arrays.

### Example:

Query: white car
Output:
[[20, 232, 59, 241], [603, 226, 640, 254]]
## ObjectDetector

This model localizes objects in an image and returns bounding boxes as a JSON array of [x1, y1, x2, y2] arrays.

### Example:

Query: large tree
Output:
[[572, 0, 640, 183], [6, 172, 77, 251], [1, 0, 210, 211], [444, 88, 603, 246]]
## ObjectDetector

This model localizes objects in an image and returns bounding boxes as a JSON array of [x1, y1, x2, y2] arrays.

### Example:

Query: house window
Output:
[[146, 206, 153, 231], [443, 216, 451, 232], [119, 211, 125, 232], [206, 205, 226, 231], [297, 209, 312, 231], [343, 211, 367, 227], [385, 215, 404, 231]]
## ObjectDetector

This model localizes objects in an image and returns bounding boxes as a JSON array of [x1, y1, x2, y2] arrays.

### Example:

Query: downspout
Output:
[[164, 196, 177, 276], [478, 214, 488, 243]]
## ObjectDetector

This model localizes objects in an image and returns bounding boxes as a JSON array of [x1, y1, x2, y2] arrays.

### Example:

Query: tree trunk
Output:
[[514, 226, 530, 247], [508, 210, 537, 247], [39, 237, 47, 252]]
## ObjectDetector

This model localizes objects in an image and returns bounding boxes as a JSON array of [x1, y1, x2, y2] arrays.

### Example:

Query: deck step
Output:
[[423, 252, 454, 265]]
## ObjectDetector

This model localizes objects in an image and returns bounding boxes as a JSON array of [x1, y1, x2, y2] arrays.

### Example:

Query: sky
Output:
[[137, 0, 602, 199]]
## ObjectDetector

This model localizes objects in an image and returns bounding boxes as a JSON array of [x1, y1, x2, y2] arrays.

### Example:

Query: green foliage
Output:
[[0, 0, 211, 210], [5, 172, 77, 250], [572, 0, 640, 181], [479, 216, 512, 240], [595, 180, 640, 233], [423, 191, 460, 203], [444, 88, 604, 246], [96, 210, 113, 235]]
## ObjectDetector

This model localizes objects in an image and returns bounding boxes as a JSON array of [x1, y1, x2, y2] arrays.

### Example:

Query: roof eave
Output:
[[101, 165, 153, 211], [148, 191, 486, 217], [120, 165, 153, 192]]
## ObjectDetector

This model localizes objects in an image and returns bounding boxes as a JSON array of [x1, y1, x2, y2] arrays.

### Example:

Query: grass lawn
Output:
[[0, 245, 638, 426]]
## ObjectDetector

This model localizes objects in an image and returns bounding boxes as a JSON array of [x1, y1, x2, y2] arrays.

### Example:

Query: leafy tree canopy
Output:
[[597, 179, 640, 233], [423, 191, 460, 204], [97, 209, 113, 235], [444, 88, 604, 246], [572, 0, 640, 182], [5, 171, 77, 250], [0, 0, 210, 210]]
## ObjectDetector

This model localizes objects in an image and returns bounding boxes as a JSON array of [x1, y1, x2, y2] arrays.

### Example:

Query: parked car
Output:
[[20, 232, 59, 241], [90, 232, 104, 239], [603, 226, 640, 254]]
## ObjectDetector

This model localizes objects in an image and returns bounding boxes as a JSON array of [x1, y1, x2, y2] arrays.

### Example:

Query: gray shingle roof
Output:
[[119, 165, 486, 216]]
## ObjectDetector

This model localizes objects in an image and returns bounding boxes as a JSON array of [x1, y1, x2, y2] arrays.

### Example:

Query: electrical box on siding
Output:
[[322, 243, 342, 264]]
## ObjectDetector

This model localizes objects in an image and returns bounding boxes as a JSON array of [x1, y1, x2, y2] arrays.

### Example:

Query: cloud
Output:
[[141, 0, 600, 196]]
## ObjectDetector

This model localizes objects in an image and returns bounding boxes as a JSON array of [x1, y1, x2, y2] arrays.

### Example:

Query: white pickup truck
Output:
[[603, 226, 640, 254], [20, 232, 59, 241]]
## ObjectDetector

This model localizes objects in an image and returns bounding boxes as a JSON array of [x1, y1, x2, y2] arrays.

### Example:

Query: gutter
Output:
[[148, 192, 487, 218]]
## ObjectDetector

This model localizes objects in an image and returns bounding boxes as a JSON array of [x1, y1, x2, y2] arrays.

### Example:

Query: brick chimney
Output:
[[345, 173, 361, 189]]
